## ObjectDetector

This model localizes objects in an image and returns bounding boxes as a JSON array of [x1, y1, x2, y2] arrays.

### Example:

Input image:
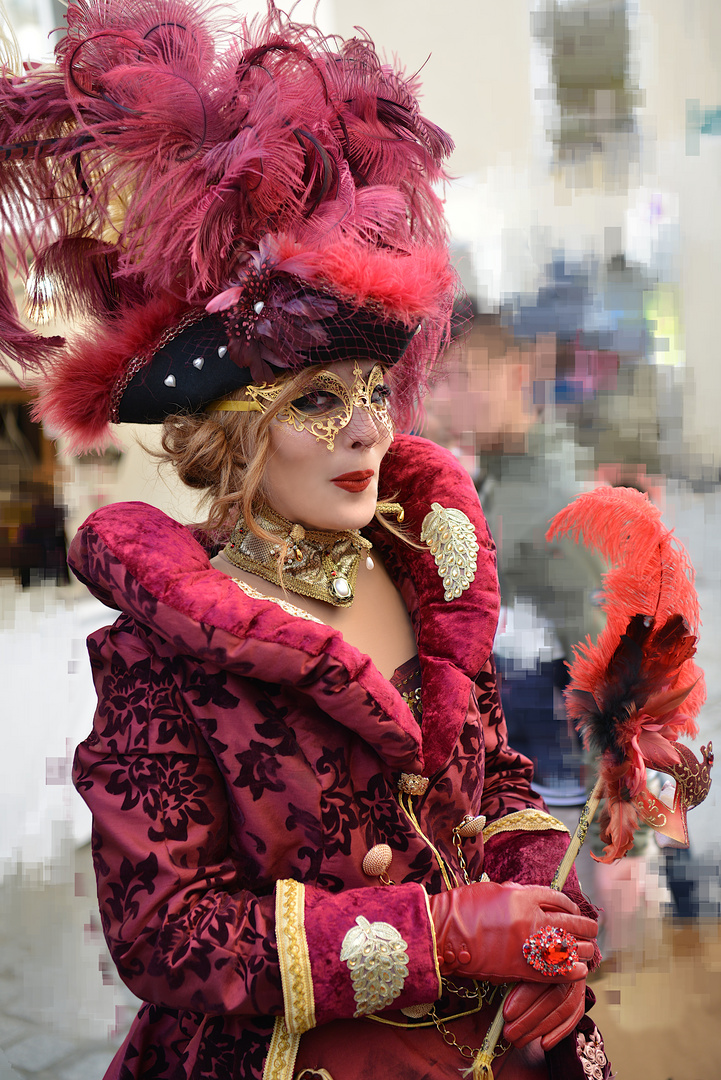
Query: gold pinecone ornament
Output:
[[340, 916, 410, 1016]]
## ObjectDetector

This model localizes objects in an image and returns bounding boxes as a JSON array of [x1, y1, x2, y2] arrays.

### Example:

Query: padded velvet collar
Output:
[[68, 434, 500, 775]]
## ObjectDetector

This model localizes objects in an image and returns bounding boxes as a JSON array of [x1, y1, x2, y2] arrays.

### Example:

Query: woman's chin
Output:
[[294, 491, 378, 533], [304, 510, 377, 533]]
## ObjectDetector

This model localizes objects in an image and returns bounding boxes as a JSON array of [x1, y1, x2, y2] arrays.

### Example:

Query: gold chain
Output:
[[442, 977, 489, 1002], [428, 982, 510, 1064], [366, 979, 510, 1065], [452, 827, 471, 885], [429, 1009, 480, 1061]]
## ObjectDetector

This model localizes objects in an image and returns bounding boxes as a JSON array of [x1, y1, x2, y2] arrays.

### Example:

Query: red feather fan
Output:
[[546, 486, 707, 862]]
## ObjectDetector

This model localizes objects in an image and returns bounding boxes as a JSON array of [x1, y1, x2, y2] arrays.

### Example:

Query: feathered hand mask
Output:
[[546, 485, 712, 863], [473, 485, 713, 1079], [470, 488, 712, 1080]]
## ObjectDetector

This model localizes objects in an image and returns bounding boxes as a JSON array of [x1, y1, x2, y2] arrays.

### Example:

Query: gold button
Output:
[[398, 773, 430, 796], [456, 814, 486, 838], [362, 843, 393, 877]]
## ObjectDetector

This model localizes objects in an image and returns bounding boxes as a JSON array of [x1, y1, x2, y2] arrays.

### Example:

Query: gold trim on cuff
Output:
[[262, 1016, 300, 1080], [482, 809, 570, 841], [275, 879, 316, 1035]]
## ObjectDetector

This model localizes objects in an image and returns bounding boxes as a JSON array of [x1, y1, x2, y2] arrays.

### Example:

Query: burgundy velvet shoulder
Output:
[[67, 502, 425, 773], [374, 434, 500, 773], [378, 434, 499, 675]]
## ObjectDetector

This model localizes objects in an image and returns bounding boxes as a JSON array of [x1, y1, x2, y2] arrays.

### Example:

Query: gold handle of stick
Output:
[[469, 776, 605, 1076], [551, 777, 604, 891]]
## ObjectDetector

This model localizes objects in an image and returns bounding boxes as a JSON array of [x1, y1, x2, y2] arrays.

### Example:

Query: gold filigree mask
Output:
[[211, 362, 394, 450]]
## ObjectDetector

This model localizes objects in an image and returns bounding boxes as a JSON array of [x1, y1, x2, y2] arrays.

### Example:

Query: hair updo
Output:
[[156, 366, 319, 541]]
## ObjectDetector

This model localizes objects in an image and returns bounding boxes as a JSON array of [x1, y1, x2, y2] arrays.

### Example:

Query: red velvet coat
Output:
[[69, 435, 608, 1080]]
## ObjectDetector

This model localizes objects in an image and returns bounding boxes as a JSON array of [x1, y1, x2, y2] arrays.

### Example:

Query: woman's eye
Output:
[[371, 383, 391, 406], [291, 390, 343, 414]]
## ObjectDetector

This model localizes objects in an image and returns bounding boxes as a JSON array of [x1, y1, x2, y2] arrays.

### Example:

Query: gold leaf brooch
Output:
[[420, 502, 479, 601]]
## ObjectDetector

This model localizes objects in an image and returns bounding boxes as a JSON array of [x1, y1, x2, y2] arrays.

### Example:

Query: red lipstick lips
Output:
[[331, 469, 374, 492]]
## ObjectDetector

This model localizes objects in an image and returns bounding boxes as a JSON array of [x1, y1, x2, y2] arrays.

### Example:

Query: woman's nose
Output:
[[343, 403, 385, 448]]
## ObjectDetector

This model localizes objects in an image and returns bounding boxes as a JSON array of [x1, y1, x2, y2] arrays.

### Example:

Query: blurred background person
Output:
[[424, 312, 665, 961]]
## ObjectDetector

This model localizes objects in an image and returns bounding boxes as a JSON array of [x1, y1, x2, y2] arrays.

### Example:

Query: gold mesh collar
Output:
[[222, 503, 372, 607]]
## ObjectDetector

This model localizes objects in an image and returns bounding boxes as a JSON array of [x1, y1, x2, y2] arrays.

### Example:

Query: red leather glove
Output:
[[428, 882, 597, 984], [503, 979, 586, 1049]]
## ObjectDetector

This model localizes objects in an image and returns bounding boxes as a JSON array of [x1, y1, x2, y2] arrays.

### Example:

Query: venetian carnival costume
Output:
[[0, 3, 610, 1078]]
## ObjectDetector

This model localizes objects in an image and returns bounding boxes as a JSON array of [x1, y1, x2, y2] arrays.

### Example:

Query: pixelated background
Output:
[[0, 2, 719, 1078]]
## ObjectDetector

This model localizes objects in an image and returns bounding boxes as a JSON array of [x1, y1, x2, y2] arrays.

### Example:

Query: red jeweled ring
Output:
[[523, 926, 579, 976]]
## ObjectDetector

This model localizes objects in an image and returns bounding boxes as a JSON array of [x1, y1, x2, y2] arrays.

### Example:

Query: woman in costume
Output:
[[0, 3, 610, 1077]]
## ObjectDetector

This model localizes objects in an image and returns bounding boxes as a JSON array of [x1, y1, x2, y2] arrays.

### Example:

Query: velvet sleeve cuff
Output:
[[481, 811, 574, 888], [480, 813, 602, 969], [288, 881, 442, 1029]]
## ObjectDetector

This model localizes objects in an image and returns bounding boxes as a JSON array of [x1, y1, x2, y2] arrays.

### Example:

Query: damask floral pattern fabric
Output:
[[69, 435, 604, 1079]]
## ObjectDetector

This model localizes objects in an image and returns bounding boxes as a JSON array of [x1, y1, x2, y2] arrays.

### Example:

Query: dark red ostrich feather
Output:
[[546, 486, 706, 862]]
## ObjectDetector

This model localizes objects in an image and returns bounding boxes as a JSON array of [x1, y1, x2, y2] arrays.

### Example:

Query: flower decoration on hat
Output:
[[205, 234, 330, 383]]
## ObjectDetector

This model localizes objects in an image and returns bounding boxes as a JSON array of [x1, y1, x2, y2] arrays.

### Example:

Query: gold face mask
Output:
[[212, 363, 394, 450]]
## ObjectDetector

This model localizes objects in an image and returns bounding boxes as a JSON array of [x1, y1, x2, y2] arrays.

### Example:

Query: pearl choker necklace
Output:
[[222, 504, 375, 607]]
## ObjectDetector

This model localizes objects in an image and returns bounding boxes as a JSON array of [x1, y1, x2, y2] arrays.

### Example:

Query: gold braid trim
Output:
[[482, 809, 570, 841], [275, 880, 316, 1035], [262, 1016, 300, 1080], [422, 887, 443, 999], [397, 791, 457, 891]]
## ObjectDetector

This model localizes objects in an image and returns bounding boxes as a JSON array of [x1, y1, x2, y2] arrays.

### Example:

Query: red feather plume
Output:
[[546, 486, 706, 862]]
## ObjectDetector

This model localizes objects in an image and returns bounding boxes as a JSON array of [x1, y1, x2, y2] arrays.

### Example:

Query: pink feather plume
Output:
[[0, 0, 458, 442]]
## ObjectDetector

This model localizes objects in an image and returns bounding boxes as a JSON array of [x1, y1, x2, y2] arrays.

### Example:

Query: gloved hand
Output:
[[502, 979, 586, 1049], [428, 881, 597, 984]]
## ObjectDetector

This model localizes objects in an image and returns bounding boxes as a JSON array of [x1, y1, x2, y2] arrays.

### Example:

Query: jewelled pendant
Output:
[[330, 576, 352, 600]]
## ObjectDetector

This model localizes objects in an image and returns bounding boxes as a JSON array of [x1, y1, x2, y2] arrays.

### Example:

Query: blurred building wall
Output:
[[332, 0, 721, 471]]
